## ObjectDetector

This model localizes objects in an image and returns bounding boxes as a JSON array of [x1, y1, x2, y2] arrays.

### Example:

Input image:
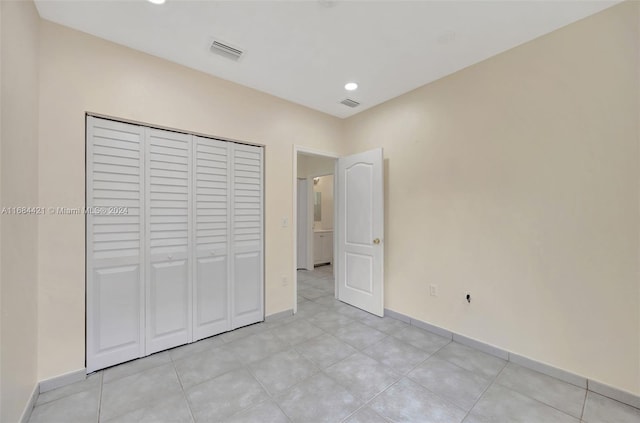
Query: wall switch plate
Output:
[[429, 284, 438, 297], [281, 217, 289, 228]]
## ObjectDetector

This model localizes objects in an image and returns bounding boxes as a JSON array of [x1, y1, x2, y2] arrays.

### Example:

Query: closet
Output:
[[86, 116, 263, 372]]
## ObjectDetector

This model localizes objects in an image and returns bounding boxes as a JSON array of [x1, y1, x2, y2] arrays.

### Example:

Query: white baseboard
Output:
[[384, 308, 639, 409], [383, 308, 411, 323], [510, 352, 586, 389], [452, 333, 509, 361], [18, 383, 39, 423], [39, 368, 86, 393], [589, 379, 640, 409], [411, 319, 453, 340]]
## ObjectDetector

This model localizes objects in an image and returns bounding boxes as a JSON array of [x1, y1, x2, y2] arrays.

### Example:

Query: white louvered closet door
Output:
[[145, 128, 192, 354], [86, 117, 145, 372], [231, 144, 264, 328], [193, 136, 231, 340], [88, 116, 265, 371]]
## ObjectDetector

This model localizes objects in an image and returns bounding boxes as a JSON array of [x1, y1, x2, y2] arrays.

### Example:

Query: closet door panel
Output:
[[94, 266, 140, 350], [149, 260, 189, 336], [231, 144, 264, 328], [146, 128, 192, 354], [233, 252, 261, 317], [87, 117, 145, 372], [193, 137, 231, 340]]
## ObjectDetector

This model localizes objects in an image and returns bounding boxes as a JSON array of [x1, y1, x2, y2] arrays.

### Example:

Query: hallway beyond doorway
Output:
[[297, 265, 334, 304]]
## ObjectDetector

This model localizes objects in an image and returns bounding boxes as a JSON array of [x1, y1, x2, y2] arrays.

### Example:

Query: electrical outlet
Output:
[[282, 276, 288, 287], [429, 284, 438, 297]]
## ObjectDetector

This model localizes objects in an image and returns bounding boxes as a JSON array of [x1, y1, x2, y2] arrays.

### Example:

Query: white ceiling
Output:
[[34, 0, 620, 118]]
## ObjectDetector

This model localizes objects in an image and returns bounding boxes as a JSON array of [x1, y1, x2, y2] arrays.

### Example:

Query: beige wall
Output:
[[297, 153, 336, 178], [0, 0, 636, 414], [37, 21, 344, 381], [314, 175, 334, 231], [344, 1, 640, 394], [0, 0, 40, 421]]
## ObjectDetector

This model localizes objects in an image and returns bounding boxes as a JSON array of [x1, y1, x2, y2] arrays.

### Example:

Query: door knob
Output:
[[167, 254, 173, 260], [373, 238, 381, 245]]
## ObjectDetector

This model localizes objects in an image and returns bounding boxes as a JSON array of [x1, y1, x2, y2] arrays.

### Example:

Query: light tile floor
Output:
[[29, 264, 640, 422]]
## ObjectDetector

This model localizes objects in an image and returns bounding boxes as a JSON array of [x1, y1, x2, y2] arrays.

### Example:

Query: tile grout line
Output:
[[460, 359, 509, 422], [580, 386, 588, 421], [341, 376, 405, 422], [470, 361, 587, 422], [96, 372, 104, 423], [239, 360, 298, 421], [172, 360, 197, 423], [396, 338, 500, 422], [333, 375, 379, 423], [399, 338, 452, 376], [398, 342, 485, 420], [503, 384, 587, 421], [492, 362, 589, 420], [335, 334, 451, 422], [328, 309, 457, 422], [243, 357, 276, 397]]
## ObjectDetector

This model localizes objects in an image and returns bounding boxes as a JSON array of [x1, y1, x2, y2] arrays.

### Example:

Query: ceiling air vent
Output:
[[210, 39, 244, 61], [340, 98, 360, 108]]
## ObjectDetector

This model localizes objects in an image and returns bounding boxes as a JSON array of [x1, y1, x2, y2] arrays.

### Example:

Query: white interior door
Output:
[[297, 178, 308, 270], [86, 117, 145, 372], [231, 144, 264, 328], [337, 148, 384, 317], [193, 136, 231, 340], [145, 128, 192, 354]]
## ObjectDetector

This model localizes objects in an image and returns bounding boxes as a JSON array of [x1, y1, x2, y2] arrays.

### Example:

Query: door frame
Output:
[[292, 146, 339, 314], [296, 177, 312, 271]]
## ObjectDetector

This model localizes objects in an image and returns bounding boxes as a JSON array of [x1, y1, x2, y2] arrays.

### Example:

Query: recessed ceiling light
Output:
[[147, 0, 166, 4], [344, 82, 358, 91]]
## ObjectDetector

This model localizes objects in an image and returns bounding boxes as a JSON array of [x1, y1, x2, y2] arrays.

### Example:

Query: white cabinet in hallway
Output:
[[86, 116, 264, 372], [313, 230, 333, 265]]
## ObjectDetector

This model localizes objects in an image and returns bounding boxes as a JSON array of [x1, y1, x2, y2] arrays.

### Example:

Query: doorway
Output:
[[293, 149, 338, 313], [293, 146, 385, 316]]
